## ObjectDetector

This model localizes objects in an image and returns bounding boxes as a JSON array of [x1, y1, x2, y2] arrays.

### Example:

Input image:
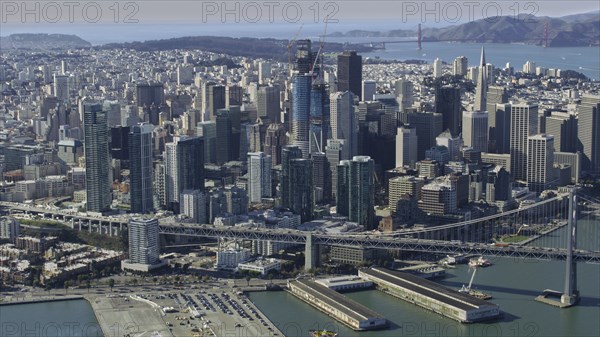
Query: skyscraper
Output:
[[281, 145, 303, 208], [433, 58, 443, 78], [487, 86, 510, 153], [83, 103, 111, 213], [309, 82, 330, 154], [436, 130, 463, 162], [395, 79, 414, 112], [289, 159, 313, 222], [545, 112, 578, 152], [330, 91, 358, 160], [395, 126, 418, 168], [325, 139, 343, 200], [463, 110, 489, 152], [180, 190, 208, 224], [136, 81, 164, 108], [474, 47, 487, 112], [53, 74, 69, 103], [127, 218, 160, 266], [435, 85, 461, 136], [247, 152, 272, 203], [264, 123, 286, 165], [129, 123, 154, 214], [407, 112, 443, 160], [202, 83, 226, 121], [578, 94, 600, 174], [362, 80, 377, 101], [291, 74, 312, 158], [510, 103, 538, 180], [257, 85, 281, 122], [312, 152, 332, 204], [389, 176, 424, 212], [216, 110, 233, 164], [453, 56, 468, 76], [196, 121, 216, 164], [486, 166, 512, 203], [177, 137, 205, 194], [337, 51, 362, 99], [527, 134, 555, 193], [337, 156, 375, 229]]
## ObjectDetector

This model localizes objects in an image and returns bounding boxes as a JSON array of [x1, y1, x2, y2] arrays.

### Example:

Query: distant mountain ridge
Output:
[[329, 12, 600, 47], [0, 33, 92, 50]]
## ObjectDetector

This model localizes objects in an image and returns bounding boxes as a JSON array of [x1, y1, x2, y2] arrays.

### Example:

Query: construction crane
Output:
[[310, 17, 330, 83], [287, 24, 304, 71]]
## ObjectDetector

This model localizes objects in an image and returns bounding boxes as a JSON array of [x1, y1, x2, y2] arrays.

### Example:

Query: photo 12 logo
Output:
[[400, 1, 540, 23], [200, 1, 340, 23], [1, 1, 140, 24]]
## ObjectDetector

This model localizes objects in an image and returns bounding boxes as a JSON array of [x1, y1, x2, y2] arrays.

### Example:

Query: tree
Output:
[[86, 279, 91, 293], [268, 273, 274, 285], [108, 278, 115, 292], [64, 281, 71, 294], [245, 275, 251, 287], [132, 278, 138, 286], [152, 277, 158, 284]]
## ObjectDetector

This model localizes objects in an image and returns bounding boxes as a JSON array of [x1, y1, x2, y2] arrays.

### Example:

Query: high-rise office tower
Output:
[[180, 190, 208, 224], [110, 126, 130, 162], [510, 103, 538, 180], [453, 56, 468, 76], [264, 123, 287, 165], [239, 123, 261, 160], [226, 85, 244, 108], [289, 159, 313, 222], [215, 110, 234, 164], [257, 85, 281, 122], [202, 83, 226, 121], [127, 218, 160, 266], [136, 81, 164, 108], [164, 137, 181, 210], [388, 176, 424, 212], [395, 126, 418, 168], [474, 47, 487, 112], [486, 166, 512, 203], [545, 112, 578, 152], [53, 74, 69, 103], [258, 61, 271, 85], [395, 79, 414, 112], [337, 51, 362, 99], [487, 86, 509, 153], [325, 139, 343, 199], [330, 91, 358, 160], [578, 94, 600, 174], [362, 80, 377, 101], [435, 85, 461, 135], [295, 39, 314, 74], [196, 121, 216, 164], [418, 179, 457, 216], [247, 152, 272, 203], [337, 156, 375, 229], [177, 137, 205, 195], [291, 74, 312, 158], [309, 82, 330, 154], [527, 134, 555, 193], [436, 130, 463, 162], [129, 123, 154, 214], [83, 103, 111, 213], [433, 58, 443, 78], [281, 145, 303, 208], [463, 111, 489, 152], [312, 152, 331, 204], [407, 112, 444, 160]]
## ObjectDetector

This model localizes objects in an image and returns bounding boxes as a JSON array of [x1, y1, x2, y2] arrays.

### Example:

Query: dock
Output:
[[288, 279, 388, 331], [359, 267, 501, 323]]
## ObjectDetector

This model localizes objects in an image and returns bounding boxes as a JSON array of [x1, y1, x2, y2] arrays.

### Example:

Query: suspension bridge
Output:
[[2, 189, 599, 306], [360, 22, 552, 50]]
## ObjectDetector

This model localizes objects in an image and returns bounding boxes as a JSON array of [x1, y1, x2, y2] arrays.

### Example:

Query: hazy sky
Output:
[[1, 0, 598, 26]]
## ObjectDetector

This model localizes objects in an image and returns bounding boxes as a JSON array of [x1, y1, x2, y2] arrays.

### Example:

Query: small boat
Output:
[[468, 256, 491, 267], [309, 330, 338, 337]]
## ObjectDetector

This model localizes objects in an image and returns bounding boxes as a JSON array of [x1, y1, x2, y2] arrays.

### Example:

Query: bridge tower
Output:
[[417, 24, 422, 50], [304, 233, 320, 271], [561, 188, 579, 306], [544, 21, 549, 48]]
